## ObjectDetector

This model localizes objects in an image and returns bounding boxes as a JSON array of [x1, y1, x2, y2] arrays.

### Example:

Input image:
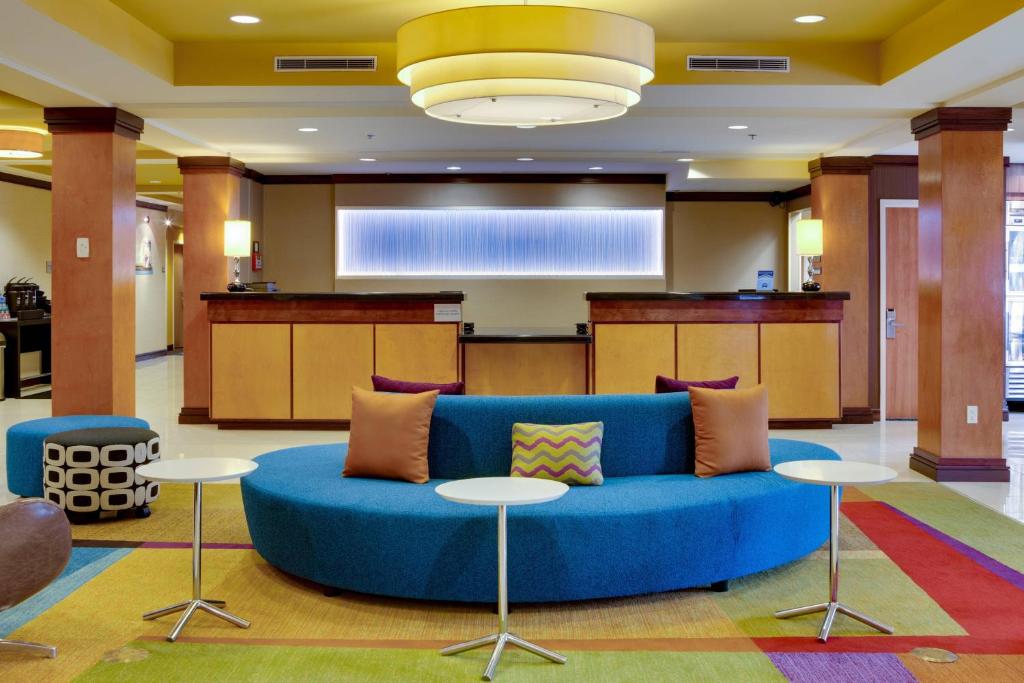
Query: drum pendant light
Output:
[[0, 126, 45, 159], [397, 6, 655, 127]]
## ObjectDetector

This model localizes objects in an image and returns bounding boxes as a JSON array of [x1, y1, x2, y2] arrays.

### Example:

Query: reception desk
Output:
[[460, 328, 591, 395], [200, 292, 463, 427], [588, 292, 850, 427]]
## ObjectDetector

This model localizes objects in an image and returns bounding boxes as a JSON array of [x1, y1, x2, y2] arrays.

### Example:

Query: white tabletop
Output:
[[436, 477, 569, 507], [136, 457, 258, 484], [774, 460, 897, 486]]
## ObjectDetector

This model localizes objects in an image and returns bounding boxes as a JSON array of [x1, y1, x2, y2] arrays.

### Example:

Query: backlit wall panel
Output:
[[336, 208, 663, 278]]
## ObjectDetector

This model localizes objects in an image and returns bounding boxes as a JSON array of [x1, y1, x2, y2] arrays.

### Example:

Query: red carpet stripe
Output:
[[841, 501, 1024, 640]]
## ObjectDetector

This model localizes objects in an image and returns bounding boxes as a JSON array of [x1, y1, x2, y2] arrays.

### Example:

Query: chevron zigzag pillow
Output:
[[510, 422, 604, 486]]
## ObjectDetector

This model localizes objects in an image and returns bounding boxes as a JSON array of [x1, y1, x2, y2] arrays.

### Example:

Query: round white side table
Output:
[[435, 477, 569, 681], [773, 459, 898, 643], [136, 457, 258, 642]]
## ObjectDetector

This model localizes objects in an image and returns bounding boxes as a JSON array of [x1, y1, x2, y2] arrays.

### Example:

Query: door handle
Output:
[[885, 309, 904, 339]]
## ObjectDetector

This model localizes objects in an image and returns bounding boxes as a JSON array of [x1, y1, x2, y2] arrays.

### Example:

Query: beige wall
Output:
[[0, 181, 51, 294], [668, 201, 788, 291], [262, 184, 335, 292], [260, 183, 789, 325]]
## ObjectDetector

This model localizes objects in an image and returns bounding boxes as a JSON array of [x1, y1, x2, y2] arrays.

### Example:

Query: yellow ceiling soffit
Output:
[[688, 159, 811, 181], [654, 42, 878, 85], [880, 0, 1024, 83], [175, 40, 877, 87], [23, 0, 173, 82], [174, 42, 396, 86]]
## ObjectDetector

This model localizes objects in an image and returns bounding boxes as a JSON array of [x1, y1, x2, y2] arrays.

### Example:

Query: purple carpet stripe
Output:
[[881, 502, 1024, 592], [511, 463, 601, 478], [767, 653, 916, 683], [141, 542, 255, 550], [513, 436, 602, 451]]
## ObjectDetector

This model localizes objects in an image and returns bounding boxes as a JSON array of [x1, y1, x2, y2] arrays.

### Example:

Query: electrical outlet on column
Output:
[[76, 237, 89, 258]]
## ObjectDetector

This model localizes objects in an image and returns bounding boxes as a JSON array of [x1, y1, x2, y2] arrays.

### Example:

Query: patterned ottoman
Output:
[[43, 427, 161, 523]]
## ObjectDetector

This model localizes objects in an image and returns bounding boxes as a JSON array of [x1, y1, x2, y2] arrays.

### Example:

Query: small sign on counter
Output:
[[434, 303, 462, 322], [756, 270, 775, 291]]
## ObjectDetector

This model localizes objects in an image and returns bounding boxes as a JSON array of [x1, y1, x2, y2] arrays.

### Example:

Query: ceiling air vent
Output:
[[687, 55, 790, 73], [274, 56, 377, 72]]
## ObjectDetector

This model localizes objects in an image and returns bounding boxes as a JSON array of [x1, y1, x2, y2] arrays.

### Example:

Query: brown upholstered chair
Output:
[[0, 498, 72, 658]]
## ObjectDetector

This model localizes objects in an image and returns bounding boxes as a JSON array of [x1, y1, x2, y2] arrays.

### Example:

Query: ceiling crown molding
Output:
[[43, 107, 144, 140], [911, 107, 1013, 141], [177, 156, 246, 177], [808, 156, 872, 178]]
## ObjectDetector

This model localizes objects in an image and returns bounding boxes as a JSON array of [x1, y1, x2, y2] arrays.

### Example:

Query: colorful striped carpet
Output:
[[2, 482, 1023, 682]]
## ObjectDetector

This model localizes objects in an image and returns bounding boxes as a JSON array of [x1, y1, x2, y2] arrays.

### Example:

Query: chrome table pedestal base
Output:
[[0, 638, 57, 658], [775, 484, 893, 643], [142, 482, 251, 642], [440, 505, 566, 681]]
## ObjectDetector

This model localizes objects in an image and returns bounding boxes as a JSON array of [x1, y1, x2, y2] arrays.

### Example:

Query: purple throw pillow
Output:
[[371, 374, 465, 396], [655, 375, 740, 394]]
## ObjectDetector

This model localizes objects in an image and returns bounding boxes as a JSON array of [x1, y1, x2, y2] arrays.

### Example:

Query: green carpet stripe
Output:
[[75, 641, 786, 682]]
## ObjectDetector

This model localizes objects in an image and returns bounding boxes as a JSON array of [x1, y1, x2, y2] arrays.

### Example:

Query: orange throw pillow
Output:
[[343, 386, 439, 484], [689, 384, 770, 478]]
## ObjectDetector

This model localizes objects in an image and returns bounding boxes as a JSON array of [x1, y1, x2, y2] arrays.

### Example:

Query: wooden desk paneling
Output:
[[375, 324, 459, 383], [760, 323, 840, 420], [677, 323, 758, 388], [593, 323, 675, 394], [465, 344, 587, 395], [293, 324, 373, 420], [211, 323, 291, 420]]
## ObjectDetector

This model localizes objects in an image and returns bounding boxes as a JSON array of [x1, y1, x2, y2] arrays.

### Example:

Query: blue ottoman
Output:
[[6, 415, 150, 498]]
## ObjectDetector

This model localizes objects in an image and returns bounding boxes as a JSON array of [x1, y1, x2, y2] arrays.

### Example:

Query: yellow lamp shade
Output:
[[224, 220, 251, 257], [396, 6, 654, 126], [795, 219, 824, 256], [0, 127, 45, 159]]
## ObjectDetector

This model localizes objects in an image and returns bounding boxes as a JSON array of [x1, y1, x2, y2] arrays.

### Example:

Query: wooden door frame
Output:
[[879, 199, 919, 421]]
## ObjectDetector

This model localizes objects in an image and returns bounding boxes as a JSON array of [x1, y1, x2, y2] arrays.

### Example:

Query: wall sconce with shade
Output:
[[224, 220, 251, 292], [796, 219, 823, 292]]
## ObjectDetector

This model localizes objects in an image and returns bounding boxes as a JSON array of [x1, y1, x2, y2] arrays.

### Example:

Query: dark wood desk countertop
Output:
[[200, 291, 465, 302]]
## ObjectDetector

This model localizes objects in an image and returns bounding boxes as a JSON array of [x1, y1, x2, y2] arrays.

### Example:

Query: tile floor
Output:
[[1, 355, 1022, 523]]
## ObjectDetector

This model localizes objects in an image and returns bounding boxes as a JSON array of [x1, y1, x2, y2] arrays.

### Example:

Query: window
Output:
[[335, 208, 664, 278]]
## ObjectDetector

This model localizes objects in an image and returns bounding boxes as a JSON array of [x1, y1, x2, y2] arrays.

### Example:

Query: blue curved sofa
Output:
[[242, 393, 838, 603]]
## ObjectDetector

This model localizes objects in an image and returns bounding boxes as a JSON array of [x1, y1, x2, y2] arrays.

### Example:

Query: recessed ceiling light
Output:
[[588, 166, 604, 170], [1009, 128, 1016, 132], [516, 125, 536, 129], [794, 15, 826, 24], [517, 157, 534, 161], [149, 180, 161, 184], [164, 218, 172, 227], [676, 157, 694, 162], [297, 127, 318, 133], [230, 15, 261, 24], [728, 125, 749, 130], [446, 166, 462, 171], [359, 157, 376, 162]]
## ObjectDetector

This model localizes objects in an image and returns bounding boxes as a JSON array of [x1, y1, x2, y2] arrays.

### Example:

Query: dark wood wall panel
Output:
[[867, 160, 919, 414]]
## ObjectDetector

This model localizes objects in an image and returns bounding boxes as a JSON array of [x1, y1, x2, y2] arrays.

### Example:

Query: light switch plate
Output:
[[45, 260, 52, 273], [76, 237, 89, 258], [967, 405, 978, 424]]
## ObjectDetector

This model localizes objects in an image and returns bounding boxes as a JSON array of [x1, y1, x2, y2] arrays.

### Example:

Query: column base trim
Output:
[[909, 447, 1009, 482], [178, 407, 210, 424], [841, 407, 875, 424]]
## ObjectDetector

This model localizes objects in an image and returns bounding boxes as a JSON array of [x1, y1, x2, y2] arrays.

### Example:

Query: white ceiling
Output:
[[1, 2, 1023, 190]]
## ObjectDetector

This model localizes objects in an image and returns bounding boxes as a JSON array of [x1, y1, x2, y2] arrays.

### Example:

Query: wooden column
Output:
[[44, 108, 142, 416], [909, 107, 1012, 482], [177, 157, 243, 423], [810, 157, 873, 423]]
